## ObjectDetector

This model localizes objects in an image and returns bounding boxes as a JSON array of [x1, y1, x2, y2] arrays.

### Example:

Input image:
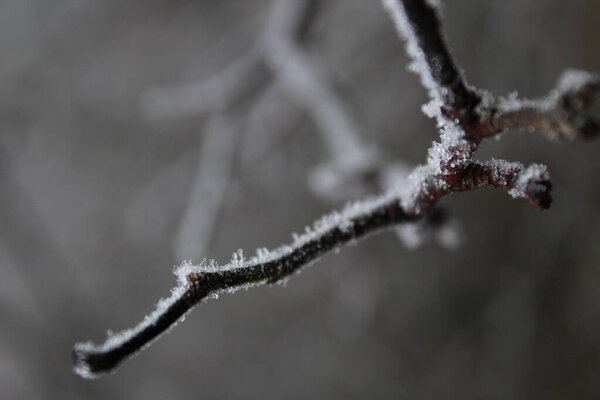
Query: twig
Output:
[[173, 115, 242, 261], [263, 0, 373, 170], [382, 0, 481, 128], [73, 0, 599, 378], [264, 0, 457, 248], [491, 71, 600, 141], [140, 49, 267, 120]]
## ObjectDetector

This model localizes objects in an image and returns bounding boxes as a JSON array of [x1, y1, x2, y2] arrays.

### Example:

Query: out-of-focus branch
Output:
[[141, 50, 267, 120], [73, 0, 600, 378], [262, 0, 373, 170], [173, 116, 242, 261], [491, 71, 600, 141], [170, 1, 326, 263]]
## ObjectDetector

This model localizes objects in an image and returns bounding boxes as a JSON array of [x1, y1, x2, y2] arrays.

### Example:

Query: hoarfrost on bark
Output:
[[508, 164, 550, 200], [382, 0, 447, 125]]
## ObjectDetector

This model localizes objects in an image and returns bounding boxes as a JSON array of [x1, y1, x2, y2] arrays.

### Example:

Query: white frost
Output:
[[508, 164, 549, 199], [427, 127, 470, 175], [482, 158, 523, 187], [382, 0, 446, 125], [555, 69, 596, 94], [73, 283, 189, 379], [497, 69, 596, 115]]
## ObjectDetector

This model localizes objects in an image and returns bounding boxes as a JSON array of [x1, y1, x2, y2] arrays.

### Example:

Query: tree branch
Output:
[[382, 0, 481, 127], [383, 0, 600, 142], [491, 70, 600, 141], [74, 191, 416, 377], [73, 0, 600, 378]]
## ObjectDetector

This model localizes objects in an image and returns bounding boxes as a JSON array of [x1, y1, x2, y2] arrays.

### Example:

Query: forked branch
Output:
[[73, 0, 599, 378]]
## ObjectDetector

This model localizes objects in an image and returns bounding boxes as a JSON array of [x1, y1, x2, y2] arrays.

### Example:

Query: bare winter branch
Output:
[[382, 0, 481, 127], [73, 0, 600, 379], [140, 50, 266, 120], [74, 191, 417, 377], [491, 70, 600, 141]]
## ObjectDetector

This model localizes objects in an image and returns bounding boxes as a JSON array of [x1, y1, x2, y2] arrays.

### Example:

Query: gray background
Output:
[[1, 0, 599, 398]]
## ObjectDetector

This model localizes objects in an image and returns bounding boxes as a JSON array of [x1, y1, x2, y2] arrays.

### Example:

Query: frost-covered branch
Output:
[[382, 0, 482, 127], [263, 0, 376, 173], [456, 161, 552, 210], [382, 0, 600, 141], [73, 151, 552, 378], [490, 71, 600, 141], [263, 0, 458, 248], [74, 0, 599, 378], [141, 50, 267, 120], [74, 191, 414, 378], [73, 131, 558, 378]]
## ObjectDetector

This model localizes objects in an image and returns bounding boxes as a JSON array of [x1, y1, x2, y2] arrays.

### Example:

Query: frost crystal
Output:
[[508, 164, 549, 199], [427, 127, 470, 174], [482, 158, 523, 187]]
